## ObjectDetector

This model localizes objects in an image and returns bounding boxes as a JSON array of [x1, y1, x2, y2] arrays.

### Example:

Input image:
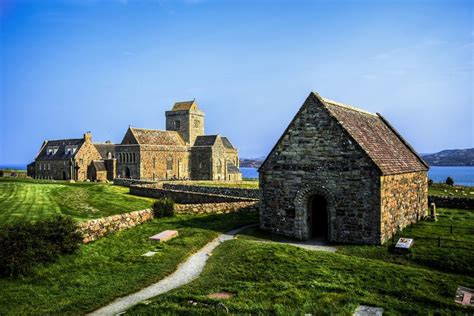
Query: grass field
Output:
[[0, 178, 154, 223], [0, 211, 258, 315], [429, 183, 474, 198], [125, 207, 473, 315]]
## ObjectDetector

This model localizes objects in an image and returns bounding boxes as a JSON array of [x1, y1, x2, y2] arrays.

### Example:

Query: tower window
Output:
[[194, 120, 200, 128], [174, 120, 181, 129], [167, 157, 173, 171]]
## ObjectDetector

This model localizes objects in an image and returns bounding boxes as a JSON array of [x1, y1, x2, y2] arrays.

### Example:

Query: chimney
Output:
[[84, 132, 92, 143]]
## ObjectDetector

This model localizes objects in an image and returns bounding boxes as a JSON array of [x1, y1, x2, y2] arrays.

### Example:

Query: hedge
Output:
[[0, 215, 82, 277]]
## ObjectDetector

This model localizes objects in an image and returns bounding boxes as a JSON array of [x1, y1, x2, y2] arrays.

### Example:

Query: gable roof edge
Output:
[[258, 92, 320, 172], [376, 113, 429, 170]]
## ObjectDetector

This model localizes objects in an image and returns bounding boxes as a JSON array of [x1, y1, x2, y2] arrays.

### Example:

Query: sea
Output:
[[241, 166, 474, 187], [2, 165, 473, 187]]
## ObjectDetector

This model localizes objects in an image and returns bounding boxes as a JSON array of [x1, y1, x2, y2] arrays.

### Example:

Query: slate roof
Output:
[[94, 143, 115, 159], [322, 97, 428, 175], [259, 92, 428, 175], [92, 161, 107, 172], [227, 162, 241, 174], [36, 138, 84, 160], [221, 137, 235, 149], [194, 135, 218, 146], [130, 128, 186, 146], [172, 100, 197, 111]]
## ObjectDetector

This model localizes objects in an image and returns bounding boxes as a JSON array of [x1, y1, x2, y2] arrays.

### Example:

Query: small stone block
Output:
[[149, 230, 178, 243], [395, 238, 414, 249], [353, 305, 384, 316], [455, 286, 474, 306], [142, 251, 157, 257]]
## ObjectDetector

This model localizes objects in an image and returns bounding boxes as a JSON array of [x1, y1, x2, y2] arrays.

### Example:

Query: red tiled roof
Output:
[[322, 98, 428, 175]]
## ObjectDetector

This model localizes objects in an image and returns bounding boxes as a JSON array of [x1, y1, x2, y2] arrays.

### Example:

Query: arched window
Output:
[[107, 152, 112, 159], [217, 160, 222, 174], [166, 157, 173, 171], [174, 120, 181, 129]]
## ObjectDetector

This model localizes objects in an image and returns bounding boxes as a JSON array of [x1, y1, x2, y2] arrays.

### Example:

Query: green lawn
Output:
[[127, 238, 472, 315], [127, 208, 473, 315], [0, 178, 155, 224], [429, 183, 474, 198], [0, 211, 258, 315]]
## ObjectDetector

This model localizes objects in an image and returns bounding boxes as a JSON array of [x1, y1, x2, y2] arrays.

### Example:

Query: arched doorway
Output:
[[125, 167, 131, 178], [62, 171, 67, 180], [307, 194, 328, 239]]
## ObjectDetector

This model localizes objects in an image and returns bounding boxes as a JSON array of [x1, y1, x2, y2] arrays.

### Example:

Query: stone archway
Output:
[[294, 185, 335, 240]]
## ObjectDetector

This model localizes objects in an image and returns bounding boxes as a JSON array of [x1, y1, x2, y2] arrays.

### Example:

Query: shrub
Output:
[[0, 215, 82, 277], [152, 198, 175, 218], [428, 179, 433, 186], [445, 177, 454, 186]]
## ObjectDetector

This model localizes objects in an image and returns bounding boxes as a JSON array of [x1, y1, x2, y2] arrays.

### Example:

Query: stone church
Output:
[[259, 92, 428, 245], [29, 100, 241, 182]]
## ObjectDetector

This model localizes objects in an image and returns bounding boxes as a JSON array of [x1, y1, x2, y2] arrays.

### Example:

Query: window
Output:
[[217, 160, 222, 174], [47, 163, 51, 170], [65, 146, 77, 155], [194, 120, 200, 128], [153, 157, 156, 169], [80, 159, 84, 165], [166, 157, 173, 171], [47, 146, 58, 155], [107, 152, 112, 159], [174, 120, 181, 129]]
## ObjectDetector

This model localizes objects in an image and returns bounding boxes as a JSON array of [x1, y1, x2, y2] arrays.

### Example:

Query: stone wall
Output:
[[113, 178, 158, 187], [77, 201, 257, 243], [380, 171, 428, 243], [174, 201, 258, 214], [428, 196, 474, 210], [130, 185, 257, 204], [163, 183, 259, 199], [259, 95, 381, 244], [77, 209, 153, 244], [139, 145, 189, 180]]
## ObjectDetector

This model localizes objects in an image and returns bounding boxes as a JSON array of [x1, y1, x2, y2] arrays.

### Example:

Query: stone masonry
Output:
[[259, 92, 429, 245]]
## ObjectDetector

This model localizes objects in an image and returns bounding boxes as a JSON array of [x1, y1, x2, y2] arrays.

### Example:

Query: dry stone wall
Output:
[[162, 183, 259, 199], [130, 185, 257, 204], [428, 196, 474, 210], [77, 201, 258, 243], [77, 209, 153, 244]]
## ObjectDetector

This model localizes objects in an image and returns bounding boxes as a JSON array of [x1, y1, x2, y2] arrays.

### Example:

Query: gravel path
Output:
[[89, 224, 335, 316], [88, 224, 258, 316]]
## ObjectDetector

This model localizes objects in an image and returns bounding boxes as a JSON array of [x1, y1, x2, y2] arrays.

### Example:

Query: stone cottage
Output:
[[258, 92, 429, 244], [30, 132, 116, 181], [115, 100, 241, 181]]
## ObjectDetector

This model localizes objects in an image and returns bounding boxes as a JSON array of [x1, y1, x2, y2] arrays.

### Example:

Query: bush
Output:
[[428, 179, 433, 186], [152, 198, 175, 218], [445, 177, 454, 186], [0, 215, 82, 277]]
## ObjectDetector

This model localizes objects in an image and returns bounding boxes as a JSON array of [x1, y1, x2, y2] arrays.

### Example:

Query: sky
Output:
[[0, 0, 473, 167]]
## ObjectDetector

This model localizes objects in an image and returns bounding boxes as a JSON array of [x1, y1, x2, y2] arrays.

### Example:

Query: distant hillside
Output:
[[422, 148, 474, 166], [240, 157, 265, 168]]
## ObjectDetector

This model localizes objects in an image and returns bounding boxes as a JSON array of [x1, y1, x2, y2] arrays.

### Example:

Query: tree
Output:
[[445, 176, 454, 186]]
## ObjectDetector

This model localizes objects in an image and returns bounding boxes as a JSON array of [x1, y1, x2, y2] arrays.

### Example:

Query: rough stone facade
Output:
[[32, 132, 104, 181], [259, 92, 429, 245], [380, 172, 428, 243], [115, 100, 241, 181], [30, 100, 241, 182]]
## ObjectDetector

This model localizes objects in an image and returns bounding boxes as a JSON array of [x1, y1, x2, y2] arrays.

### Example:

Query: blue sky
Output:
[[1, 0, 473, 167]]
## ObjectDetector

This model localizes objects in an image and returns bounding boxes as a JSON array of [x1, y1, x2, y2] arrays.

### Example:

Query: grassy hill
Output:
[[0, 178, 154, 224]]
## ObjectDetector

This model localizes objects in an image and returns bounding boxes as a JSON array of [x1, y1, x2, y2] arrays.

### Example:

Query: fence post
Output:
[[438, 237, 441, 247]]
